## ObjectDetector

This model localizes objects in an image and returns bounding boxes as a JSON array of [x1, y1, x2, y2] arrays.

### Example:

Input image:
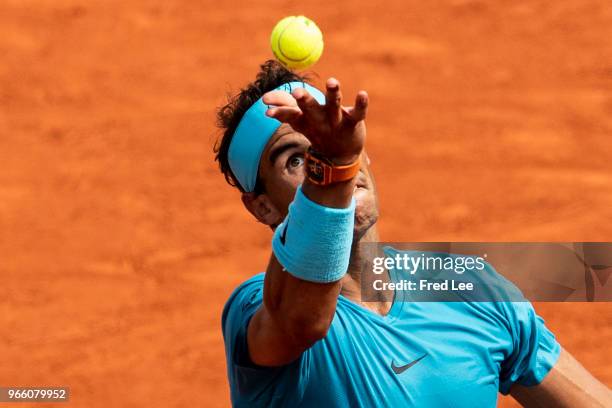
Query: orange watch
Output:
[[304, 148, 361, 186]]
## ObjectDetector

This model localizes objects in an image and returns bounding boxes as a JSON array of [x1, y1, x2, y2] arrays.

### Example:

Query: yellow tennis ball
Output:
[[270, 16, 324, 70]]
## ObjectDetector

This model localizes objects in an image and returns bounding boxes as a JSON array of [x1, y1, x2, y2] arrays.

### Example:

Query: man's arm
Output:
[[247, 78, 369, 367], [510, 347, 612, 407]]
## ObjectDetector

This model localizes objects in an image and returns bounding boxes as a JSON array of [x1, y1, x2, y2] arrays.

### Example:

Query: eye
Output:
[[287, 154, 304, 170]]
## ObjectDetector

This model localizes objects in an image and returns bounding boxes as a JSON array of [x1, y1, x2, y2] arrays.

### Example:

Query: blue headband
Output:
[[228, 81, 326, 192]]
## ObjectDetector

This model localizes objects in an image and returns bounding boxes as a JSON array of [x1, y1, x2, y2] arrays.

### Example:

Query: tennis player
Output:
[[215, 61, 611, 407]]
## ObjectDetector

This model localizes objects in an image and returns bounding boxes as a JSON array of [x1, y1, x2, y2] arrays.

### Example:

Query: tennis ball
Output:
[[270, 16, 324, 70]]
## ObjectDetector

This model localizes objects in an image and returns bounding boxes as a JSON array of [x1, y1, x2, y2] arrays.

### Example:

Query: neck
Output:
[[340, 225, 393, 315]]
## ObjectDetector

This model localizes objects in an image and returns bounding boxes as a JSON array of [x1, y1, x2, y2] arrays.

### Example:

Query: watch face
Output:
[[307, 160, 325, 183]]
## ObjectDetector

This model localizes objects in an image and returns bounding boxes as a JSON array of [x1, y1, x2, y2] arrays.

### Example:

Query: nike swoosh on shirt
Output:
[[391, 354, 427, 375]]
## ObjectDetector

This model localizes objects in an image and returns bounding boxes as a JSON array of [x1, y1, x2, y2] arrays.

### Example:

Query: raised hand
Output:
[[263, 78, 369, 165]]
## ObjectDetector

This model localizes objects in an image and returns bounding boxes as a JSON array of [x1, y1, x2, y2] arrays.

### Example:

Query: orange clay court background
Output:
[[1, 0, 611, 407]]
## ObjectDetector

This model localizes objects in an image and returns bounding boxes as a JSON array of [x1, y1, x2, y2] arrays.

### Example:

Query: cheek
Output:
[[356, 190, 375, 211], [354, 188, 370, 205], [355, 188, 379, 219]]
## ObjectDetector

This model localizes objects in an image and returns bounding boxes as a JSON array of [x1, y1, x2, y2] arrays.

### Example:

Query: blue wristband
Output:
[[272, 186, 356, 283]]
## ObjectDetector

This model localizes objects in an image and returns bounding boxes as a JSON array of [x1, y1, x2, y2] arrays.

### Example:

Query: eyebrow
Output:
[[268, 141, 303, 165]]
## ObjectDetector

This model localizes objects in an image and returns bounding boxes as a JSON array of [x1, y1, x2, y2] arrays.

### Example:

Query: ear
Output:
[[241, 192, 283, 226]]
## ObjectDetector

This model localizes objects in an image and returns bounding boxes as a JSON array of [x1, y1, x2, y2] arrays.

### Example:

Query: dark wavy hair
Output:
[[214, 60, 309, 193]]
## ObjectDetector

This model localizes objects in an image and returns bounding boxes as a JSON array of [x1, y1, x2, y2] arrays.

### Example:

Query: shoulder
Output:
[[221, 273, 265, 333], [224, 273, 266, 308]]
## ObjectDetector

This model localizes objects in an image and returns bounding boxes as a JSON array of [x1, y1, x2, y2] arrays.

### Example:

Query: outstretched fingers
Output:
[[266, 106, 302, 123], [263, 90, 298, 107], [349, 91, 369, 122], [325, 78, 342, 127], [265, 83, 367, 133], [292, 87, 321, 118], [264, 90, 302, 123]]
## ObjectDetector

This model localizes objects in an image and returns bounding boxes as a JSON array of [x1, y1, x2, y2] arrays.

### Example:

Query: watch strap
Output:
[[304, 148, 361, 185]]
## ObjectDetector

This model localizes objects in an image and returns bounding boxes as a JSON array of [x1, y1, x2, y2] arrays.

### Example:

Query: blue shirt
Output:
[[222, 256, 560, 407]]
